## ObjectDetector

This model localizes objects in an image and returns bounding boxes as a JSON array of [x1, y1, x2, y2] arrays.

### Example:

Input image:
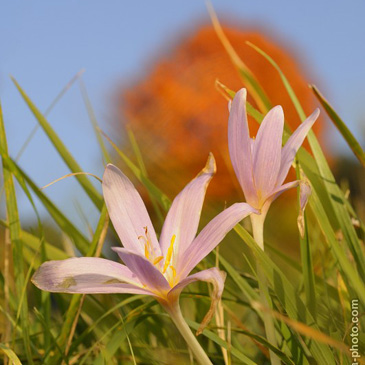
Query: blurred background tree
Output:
[[115, 25, 326, 204]]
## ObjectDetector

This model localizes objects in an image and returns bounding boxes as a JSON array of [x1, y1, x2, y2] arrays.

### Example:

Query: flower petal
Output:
[[177, 203, 258, 278], [264, 179, 312, 237], [265, 180, 300, 205], [276, 109, 319, 186], [32, 257, 153, 295], [102, 164, 160, 256], [168, 267, 226, 335], [253, 105, 284, 198], [228, 89, 257, 206], [159, 153, 216, 263], [112, 247, 171, 293]]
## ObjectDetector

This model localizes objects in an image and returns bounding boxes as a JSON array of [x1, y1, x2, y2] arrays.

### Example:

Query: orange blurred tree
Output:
[[115, 25, 325, 203]]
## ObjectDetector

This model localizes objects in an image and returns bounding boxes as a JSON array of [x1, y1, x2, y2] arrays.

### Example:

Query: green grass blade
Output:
[[187, 319, 257, 365], [234, 224, 336, 365], [208, 4, 272, 113], [0, 101, 33, 364], [126, 126, 164, 224], [0, 343, 22, 365], [296, 166, 316, 318], [15, 70, 85, 162], [11, 77, 103, 210], [310, 84, 365, 166], [43, 205, 109, 364], [309, 188, 365, 304], [91, 301, 156, 364], [102, 131, 171, 211], [0, 155, 90, 255], [79, 78, 112, 164]]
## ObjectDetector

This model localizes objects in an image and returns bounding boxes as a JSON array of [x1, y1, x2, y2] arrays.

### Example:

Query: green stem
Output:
[[162, 300, 212, 365], [251, 214, 281, 365]]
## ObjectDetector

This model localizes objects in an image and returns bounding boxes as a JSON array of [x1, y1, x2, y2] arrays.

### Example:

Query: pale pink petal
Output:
[[159, 153, 216, 262], [265, 180, 300, 205], [168, 268, 226, 335], [276, 109, 320, 186], [253, 105, 284, 197], [228, 89, 258, 206], [32, 257, 153, 295], [112, 247, 171, 293], [177, 203, 258, 279], [102, 164, 160, 257]]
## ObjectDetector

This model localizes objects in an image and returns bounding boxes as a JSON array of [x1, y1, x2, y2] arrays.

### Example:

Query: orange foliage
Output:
[[116, 25, 325, 202]]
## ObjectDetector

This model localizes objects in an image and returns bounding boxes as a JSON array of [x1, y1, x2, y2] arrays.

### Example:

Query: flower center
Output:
[[138, 227, 177, 287]]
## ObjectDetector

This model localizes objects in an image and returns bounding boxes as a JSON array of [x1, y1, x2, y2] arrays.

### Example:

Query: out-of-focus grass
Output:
[[0, 15, 364, 365]]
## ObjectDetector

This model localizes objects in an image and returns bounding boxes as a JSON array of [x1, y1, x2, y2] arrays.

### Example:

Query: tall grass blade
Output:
[[126, 126, 164, 223], [101, 130, 171, 211], [310, 84, 365, 166], [11, 77, 103, 209], [234, 224, 336, 364], [0, 101, 33, 364], [79, 77, 112, 164], [207, 3, 271, 113], [296, 166, 316, 318], [0, 343, 22, 365], [0, 155, 90, 255]]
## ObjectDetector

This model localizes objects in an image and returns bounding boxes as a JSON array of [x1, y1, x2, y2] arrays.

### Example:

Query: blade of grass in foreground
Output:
[[126, 126, 164, 224], [15, 70, 85, 163], [0, 155, 90, 255], [11, 77, 103, 210], [234, 224, 336, 365], [0, 343, 22, 365], [101, 130, 171, 211], [207, 3, 271, 114], [296, 166, 316, 318], [187, 319, 257, 365], [79, 77, 112, 164], [310, 84, 365, 166], [44, 205, 109, 365], [0, 101, 33, 364]]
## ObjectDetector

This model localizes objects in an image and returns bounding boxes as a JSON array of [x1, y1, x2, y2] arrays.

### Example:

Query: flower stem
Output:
[[251, 214, 281, 365], [162, 300, 212, 365]]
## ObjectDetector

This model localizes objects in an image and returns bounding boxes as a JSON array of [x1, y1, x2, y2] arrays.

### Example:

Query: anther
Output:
[[163, 234, 176, 273]]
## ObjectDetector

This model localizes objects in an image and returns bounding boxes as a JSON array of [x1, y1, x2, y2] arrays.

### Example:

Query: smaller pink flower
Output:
[[228, 88, 319, 219]]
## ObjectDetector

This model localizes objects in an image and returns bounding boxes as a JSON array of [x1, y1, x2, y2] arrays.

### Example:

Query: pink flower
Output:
[[32, 154, 256, 327], [228, 88, 319, 222]]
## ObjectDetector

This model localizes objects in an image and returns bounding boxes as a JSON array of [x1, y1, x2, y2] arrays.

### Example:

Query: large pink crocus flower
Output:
[[32, 154, 257, 365], [228, 88, 319, 248]]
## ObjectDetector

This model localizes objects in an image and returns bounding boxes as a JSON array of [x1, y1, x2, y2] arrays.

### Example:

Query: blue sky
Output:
[[1, 1, 364, 229]]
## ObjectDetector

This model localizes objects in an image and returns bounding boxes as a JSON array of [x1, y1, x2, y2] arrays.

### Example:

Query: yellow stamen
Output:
[[153, 256, 164, 265], [163, 234, 176, 273], [144, 244, 149, 259], [144, 226, 151, 251], [169, 265, 176, 278]]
